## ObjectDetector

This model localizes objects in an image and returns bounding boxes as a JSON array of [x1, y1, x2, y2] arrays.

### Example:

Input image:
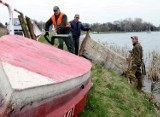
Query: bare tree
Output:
[[90, 18, 159, 32]]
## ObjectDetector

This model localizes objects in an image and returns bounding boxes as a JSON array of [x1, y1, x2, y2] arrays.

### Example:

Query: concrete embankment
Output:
[[80, 33, 128, 75]]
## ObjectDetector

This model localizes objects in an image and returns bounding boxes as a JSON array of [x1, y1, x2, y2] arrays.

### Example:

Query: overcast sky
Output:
[[0, 0, 160, 26]]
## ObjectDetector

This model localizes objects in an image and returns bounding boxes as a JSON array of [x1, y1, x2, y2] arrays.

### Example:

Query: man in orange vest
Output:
[[44, 6, 74, 53]]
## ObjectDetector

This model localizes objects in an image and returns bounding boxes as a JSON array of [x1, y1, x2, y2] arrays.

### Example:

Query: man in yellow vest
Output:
[[44, 6, 74, 53]]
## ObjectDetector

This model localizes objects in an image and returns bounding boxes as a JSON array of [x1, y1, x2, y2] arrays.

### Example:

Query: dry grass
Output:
[[100, 42, 160, 84], [148, 51, 160, 83], [101, 42, 129, 58], [0, 28, 7, 37]]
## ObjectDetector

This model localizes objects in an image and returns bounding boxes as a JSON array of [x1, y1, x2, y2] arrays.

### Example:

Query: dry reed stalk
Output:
[[148, 51, 160, 83]]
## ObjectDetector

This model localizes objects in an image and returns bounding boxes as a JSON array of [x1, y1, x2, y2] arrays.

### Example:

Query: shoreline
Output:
[[90, 31, 160, 34]]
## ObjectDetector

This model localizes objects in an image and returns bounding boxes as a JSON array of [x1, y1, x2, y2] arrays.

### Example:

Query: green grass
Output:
[[38, 35, 67, 50], [79, 64, 158, 117], [38, 35, 59, 46]]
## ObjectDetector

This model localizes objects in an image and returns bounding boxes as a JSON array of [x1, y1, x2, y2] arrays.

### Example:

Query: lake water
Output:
[[90, 31, 160, 101], [91, 31, 160, 55]]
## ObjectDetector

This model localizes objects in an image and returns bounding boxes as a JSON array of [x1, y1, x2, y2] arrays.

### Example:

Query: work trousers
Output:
[[72, 36, 80, 55], [128, 65, 143, 91], [58, 37, 74, 54]]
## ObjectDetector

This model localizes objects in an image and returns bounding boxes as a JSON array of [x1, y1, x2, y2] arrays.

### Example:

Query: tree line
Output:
[[1, 18, 160, 32], [34, 18, 160, 32], [90, 18, 160, 32]]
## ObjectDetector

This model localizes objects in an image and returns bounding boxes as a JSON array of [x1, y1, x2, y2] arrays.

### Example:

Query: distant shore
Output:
[[90, 31, 160, 34]]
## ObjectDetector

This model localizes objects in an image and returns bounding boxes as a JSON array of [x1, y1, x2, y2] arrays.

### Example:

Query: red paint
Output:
[[8, 79, 91, 117], [4, 3, 9, 7], [0, 0, 9, 7], [0, 35, 92, 83]]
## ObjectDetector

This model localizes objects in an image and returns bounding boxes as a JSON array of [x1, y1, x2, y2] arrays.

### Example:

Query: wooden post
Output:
[[25, 16, 36, 40], [18, 13, 31, 38]]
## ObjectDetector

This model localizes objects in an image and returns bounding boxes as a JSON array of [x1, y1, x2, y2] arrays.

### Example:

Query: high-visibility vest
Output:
[[51, 12, 70, 32]]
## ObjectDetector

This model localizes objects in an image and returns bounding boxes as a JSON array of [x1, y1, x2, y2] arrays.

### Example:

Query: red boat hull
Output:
[[0, 35, 92, 117]]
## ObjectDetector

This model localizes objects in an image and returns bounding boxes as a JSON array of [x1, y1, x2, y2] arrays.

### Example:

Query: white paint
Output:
[[0, 62, 13, 112], [2, 62, 55, 89], [11, 71, 90, 109], [8, 6, 14, 35], [9, 71, 89, 111]]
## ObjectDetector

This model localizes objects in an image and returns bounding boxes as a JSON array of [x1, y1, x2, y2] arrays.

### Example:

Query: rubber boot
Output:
[[137, 77, 143, 93], [137, 85, 142, 93]]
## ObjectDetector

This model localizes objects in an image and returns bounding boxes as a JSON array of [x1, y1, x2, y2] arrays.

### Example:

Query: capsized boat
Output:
[[0, 35, 92, 117]]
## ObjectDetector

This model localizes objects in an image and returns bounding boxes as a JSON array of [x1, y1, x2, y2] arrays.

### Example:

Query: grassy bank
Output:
[[79, 64, 157, 117], [38, 36, 157, 117]]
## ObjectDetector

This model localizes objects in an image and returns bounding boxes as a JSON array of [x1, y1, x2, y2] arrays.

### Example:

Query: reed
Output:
[[101, 41, 129, 58], [102, 41, 160, 84], [147, 51, 160, 83]]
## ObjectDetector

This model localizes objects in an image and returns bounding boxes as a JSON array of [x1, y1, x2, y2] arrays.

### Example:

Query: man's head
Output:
[[131, 36, 138, 44], [74, 14, 80, 22], [53, 6, 60, 16]]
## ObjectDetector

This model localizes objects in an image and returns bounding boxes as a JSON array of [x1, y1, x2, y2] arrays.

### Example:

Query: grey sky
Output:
[[0, 0, 160, 26]]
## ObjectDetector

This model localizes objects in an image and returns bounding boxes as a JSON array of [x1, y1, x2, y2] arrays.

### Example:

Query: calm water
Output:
[[90, 32, 160, 100], [91, 31, 160, 54]]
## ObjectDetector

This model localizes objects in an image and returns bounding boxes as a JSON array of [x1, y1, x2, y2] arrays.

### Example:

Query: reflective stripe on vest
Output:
[[51, 12, 70, 32]]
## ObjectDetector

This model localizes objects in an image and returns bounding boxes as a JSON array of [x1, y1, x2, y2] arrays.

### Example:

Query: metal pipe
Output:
[[0, 0, 14, 34]]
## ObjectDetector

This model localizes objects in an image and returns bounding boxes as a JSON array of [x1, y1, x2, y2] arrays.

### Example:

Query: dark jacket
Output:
[[45, 13, 70, 34], [131, 42, 143, 66], [70, 20, 88, 38]]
